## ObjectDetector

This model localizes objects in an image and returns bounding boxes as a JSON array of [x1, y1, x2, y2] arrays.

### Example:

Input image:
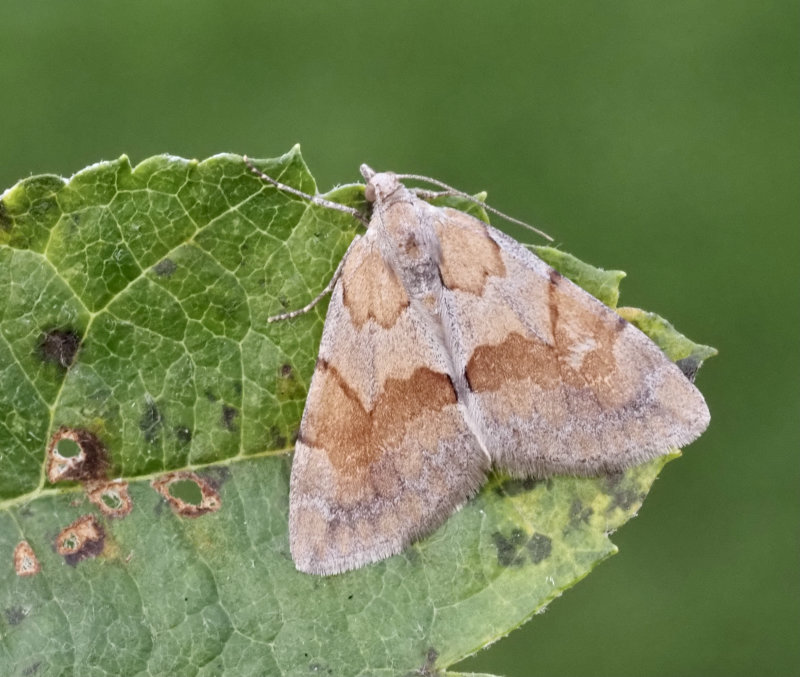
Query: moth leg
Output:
[[244, 156, 369, 226], [268, 235, 362, 323]]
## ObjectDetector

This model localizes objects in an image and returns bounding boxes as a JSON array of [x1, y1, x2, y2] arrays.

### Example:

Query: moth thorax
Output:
[[390, 228, 442, 298]]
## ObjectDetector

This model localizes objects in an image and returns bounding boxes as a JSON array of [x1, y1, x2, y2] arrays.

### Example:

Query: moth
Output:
[[246, 160, 711, 576]]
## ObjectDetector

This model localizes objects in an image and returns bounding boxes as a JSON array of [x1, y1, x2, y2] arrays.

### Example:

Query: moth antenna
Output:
[[400, 173, 553, 241], [244, 156, 369, 226], [267, 234, 363, 322]]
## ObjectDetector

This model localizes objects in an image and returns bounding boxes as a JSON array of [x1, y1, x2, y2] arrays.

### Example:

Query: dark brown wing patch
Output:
[[301, 362, 457, 476]]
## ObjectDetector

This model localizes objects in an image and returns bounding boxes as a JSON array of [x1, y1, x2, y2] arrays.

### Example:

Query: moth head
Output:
[[361, 164, 403, 204]]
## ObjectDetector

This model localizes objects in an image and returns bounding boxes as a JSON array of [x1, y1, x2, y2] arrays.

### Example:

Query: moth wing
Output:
[[289, 235, 489, 575], [433, 207, 710, 476]]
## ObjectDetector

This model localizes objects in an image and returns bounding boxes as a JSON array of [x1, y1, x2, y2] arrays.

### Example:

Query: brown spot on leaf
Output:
[[175, 426, 192, 444], [37, 329, 81, 368], [13, 541, 40, 577], [86, 480, 132, 518], [276, 362, 305, 401], [151, 471, 221, 517], [568, 499, 593, 526], [269, 425, 287, 449], [55, 515, 105, 565], [526, 532, 552, 563], [46, 427, 109, 484], [4, 605, 26, 625], [419, 647, 440, 677], [22, 660, 41, 676], [492, 529, 527, 567], [492, 529, 552, 567], [676, 355, 701, 382], [221, 404, 238, 430], [495, 476, 541, 496]]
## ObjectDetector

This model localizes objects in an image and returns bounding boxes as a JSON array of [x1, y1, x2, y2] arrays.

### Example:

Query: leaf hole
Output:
[[61, 534, 79, 551], [101, 492, 123, 510], [151, 471, 222, 517], [56, 438, 81, 458], [37, 328, 81, 368], [169, 479, 203, 506]]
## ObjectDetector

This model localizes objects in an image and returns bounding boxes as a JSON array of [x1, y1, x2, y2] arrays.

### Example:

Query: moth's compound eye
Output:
[[365, 183, 377, 203]]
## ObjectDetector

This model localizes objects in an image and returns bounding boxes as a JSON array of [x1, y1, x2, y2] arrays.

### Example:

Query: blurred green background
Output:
[[1, 1, 796, 675]]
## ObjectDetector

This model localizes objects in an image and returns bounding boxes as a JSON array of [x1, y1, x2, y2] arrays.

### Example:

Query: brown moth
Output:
[[247, 161, 710, 576]]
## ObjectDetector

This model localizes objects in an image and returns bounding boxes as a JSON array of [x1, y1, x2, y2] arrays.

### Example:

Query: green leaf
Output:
[[617, 306, 718, 372], [533, 246, 626, 308], [0, 149, 713, 677]]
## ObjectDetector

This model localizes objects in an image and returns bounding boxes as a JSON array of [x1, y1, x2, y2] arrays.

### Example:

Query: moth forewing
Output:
[[261, 166, 710, 575]]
